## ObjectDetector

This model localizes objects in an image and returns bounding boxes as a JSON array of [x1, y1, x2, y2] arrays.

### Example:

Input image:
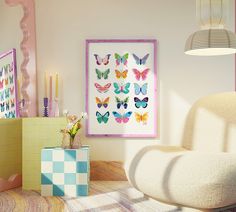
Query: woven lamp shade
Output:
[[185, 29, 236, 56]]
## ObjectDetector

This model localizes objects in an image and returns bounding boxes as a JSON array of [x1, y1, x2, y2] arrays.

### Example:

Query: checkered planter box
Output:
[[41, 146, 90, 197]]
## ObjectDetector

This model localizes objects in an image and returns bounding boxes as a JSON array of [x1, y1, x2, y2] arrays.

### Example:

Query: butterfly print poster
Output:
[[86, 39, 157, 137], [0, 49, 19, 118]]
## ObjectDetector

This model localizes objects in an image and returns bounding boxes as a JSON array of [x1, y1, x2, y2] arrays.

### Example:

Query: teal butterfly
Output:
[[5, 88, 10, 98], [5, 111, 15, 118], [134, 83, 148, 95], [96, 111, 110, 124], [9, 75, 14, 84], [115, 53, 129, 66], [0, 102, 4, 112], [113, 82, 130, 94], [134, 97, 149, 108], [95, 68, 110, 80]]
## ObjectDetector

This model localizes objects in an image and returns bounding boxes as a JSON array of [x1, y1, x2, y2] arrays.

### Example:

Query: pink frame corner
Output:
[[85, 39, 158, 138], [5, 0, 38, 117]]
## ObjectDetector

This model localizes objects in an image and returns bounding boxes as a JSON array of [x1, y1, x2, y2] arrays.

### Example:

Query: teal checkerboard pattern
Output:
[[41, 146, 90, 197]]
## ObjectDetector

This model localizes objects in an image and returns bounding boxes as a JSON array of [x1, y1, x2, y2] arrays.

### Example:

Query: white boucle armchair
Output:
[[125, 92, 236, 210]]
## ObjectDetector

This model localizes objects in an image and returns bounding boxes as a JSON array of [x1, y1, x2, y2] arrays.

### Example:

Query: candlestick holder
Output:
[[49, 98, 54, 117], [43, 97, 49, 117], [54, 98, 59, 117]]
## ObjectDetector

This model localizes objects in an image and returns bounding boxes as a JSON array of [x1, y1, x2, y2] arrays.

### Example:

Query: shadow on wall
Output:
[[181, 92, 236, 152]]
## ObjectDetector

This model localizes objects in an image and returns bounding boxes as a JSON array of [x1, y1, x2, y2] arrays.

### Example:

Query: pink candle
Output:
[[49, 75, 52, 101]]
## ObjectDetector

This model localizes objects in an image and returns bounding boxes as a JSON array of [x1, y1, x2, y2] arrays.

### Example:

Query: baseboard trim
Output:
[[90, 161, 127, 181]]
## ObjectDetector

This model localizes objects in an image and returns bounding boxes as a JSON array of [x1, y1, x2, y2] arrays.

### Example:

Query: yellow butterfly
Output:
[[115, 70, 128, 79], [135, 112, 148, 124]]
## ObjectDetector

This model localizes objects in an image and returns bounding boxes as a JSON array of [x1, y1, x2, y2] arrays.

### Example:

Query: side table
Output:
[[41, 146, 90, 197]]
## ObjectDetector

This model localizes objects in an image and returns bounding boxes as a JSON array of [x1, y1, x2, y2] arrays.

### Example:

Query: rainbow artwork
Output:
[[0, 49, 18, 118], [86, 39, 157, 137]]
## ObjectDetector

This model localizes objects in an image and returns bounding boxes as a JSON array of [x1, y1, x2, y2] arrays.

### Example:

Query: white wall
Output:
[[1, 0, 235, 161], [0, 1, 22, 75]]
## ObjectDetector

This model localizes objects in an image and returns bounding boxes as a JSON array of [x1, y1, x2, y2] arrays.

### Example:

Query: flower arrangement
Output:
[[60, 112, 88, 149]]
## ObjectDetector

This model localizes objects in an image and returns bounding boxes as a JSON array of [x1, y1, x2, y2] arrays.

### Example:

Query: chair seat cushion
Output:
[[125, 145, 236, 209]]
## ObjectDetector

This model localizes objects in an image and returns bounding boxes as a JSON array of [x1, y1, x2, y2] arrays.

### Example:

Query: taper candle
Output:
[[55, 73, 58, 98], [44, 72, 48, 97], [17, 79, 20, 100], [49, 75, 52, 101]]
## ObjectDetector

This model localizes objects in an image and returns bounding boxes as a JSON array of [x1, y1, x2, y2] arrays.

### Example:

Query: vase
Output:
[[70, 133, 82, 149], [61, 133, 71, 149]]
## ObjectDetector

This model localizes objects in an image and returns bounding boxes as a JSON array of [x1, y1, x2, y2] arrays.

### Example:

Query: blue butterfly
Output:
[[96, 111, 110, 124], [113, 83, 130, 94], [134, 97, 149, 108], [0, 102, 4, 112], [134, 83, 148, 95], [132, 53, 149, 65], [112, 111, 132, 123]]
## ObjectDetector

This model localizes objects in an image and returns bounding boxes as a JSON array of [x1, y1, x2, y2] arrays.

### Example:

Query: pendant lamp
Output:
[[185, 0, 236, 56]]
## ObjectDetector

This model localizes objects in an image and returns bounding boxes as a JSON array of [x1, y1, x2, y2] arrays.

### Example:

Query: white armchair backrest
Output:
[[182, 92, 236, 152]]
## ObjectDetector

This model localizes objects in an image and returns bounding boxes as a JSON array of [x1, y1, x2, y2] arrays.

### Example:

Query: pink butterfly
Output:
[[10, 86, 14, 95], [94, 83, 111, 93], [132, 68, 149, 81], [94, 54, 111, 65], [112, 111, 132, 123], [0, 80, 3, 89]]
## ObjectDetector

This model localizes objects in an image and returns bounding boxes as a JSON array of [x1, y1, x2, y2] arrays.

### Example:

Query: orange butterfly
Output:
[[5, 78, 8, 86], [135, 112, 148, 124], [115, 70, 128, 79], [96, 97, 110, 108]]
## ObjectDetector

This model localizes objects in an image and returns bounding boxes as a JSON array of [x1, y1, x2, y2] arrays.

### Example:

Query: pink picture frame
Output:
[[0, 49, 19, 118], [86, 39, 158, 138]]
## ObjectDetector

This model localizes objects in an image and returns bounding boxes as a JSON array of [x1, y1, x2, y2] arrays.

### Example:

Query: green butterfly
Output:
[[114, 53, 129, 66], [96, 111, 110, 124], [113, 82, 130, 94], [95, 69, 110, 79]]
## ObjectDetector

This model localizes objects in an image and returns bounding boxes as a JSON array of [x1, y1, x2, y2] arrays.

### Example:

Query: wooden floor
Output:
[[0, 181, 235, 212]]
